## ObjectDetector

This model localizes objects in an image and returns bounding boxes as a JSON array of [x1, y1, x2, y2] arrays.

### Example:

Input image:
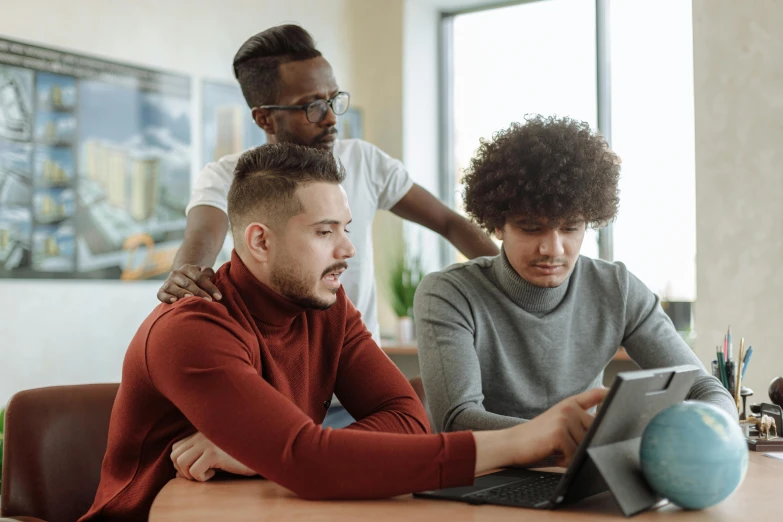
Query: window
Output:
[[443, 0, 696, 302], [448, 0, 599, 261], [610, 0, 696, 300]]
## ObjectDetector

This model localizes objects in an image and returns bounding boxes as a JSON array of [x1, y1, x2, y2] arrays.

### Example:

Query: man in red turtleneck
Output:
[[80, 143, 606, 521]]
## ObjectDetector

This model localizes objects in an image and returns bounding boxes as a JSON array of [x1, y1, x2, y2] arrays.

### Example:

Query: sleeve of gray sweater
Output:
[[618, 264, 737, 419], [414, 272, 526, 433]]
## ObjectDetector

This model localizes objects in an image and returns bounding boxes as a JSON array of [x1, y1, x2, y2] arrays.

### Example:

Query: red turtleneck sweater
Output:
[[79, 252, 476, 521]]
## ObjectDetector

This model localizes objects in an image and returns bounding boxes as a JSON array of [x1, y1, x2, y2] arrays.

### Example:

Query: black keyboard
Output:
[[467, 474, 561, 507]]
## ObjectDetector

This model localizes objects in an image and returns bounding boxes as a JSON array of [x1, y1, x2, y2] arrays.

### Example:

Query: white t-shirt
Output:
[[186, 139, 414, 342]]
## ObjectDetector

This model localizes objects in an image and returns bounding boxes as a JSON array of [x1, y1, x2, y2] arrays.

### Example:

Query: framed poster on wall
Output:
[[0, 37, 191, 280]]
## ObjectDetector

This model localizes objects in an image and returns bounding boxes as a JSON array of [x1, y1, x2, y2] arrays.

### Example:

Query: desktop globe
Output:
[[769, 376, 783, 407], [639, 401, 748, 510]]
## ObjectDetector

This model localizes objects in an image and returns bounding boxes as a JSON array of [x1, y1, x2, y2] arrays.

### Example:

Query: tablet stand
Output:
[[559, 366, 699, 517]]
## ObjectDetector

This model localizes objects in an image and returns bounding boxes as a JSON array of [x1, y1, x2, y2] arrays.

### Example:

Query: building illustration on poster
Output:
[[0, 37, 191, 280], [201, 80, 265, 165], [201, 80, 266, 268]]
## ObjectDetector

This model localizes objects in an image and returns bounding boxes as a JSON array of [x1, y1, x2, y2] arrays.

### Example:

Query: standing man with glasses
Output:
[[158, 25, 498, 427]]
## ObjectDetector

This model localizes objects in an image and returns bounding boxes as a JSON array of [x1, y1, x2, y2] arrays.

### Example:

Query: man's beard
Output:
[[271, 266, 333, 310], [269, 258, 347, 311], [275, 126, 337, 150]]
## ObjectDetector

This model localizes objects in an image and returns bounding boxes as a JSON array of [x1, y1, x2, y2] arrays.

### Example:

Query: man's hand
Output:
[[507, 387, 607, 468], [171, 431, 256, 482], [473, 388, 608, 474], [157, 265, 222, 304]]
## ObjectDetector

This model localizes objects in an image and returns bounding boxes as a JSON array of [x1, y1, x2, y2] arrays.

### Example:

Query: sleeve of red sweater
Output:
[[145, 303, 476, 500], [335, 298, 431, 435]]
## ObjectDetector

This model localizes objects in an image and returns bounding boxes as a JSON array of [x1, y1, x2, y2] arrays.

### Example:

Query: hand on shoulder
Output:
[[158, 265, 222, 304]]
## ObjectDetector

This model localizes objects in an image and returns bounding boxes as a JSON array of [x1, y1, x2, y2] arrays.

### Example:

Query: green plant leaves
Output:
[[390, 255, 422, 318]]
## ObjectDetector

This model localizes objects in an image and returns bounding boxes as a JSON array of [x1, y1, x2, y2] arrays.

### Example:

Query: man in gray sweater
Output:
[[414, 115, 735, 433]]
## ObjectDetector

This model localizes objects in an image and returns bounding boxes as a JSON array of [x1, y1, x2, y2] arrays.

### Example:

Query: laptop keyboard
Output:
[[468, 474, 561, 506]]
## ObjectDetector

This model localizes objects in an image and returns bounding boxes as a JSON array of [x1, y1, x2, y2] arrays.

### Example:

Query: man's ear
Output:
[[495, 226, 504, 241], [244, 222, 273, 263], [251, 108, 276, 135]]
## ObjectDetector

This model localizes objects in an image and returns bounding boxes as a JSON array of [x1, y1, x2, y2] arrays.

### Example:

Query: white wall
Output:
[[345, 0, 454, 337], [0, 0, 354, 406], [693, 0, 783, 405], [346, 0, 406, 336]]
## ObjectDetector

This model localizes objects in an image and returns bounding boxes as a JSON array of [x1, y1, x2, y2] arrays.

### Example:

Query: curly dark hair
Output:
[[462, 115, 620, 234]]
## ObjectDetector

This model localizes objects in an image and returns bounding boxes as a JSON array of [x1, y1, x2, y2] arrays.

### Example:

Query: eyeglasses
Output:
[[257, 91, 350, 123]]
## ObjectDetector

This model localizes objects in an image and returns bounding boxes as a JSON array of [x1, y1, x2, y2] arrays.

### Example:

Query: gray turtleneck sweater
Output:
[[413, 252, 736, 433]]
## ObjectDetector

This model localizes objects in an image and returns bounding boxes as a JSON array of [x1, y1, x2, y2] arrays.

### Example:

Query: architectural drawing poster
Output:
[[0, 37, 191, 280]]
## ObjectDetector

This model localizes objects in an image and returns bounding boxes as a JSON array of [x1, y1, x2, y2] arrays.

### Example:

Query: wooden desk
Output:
[[150, 452, 781, 521]]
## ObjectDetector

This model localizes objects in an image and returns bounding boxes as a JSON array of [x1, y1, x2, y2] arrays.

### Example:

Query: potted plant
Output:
[[389, 253, 423, 345]]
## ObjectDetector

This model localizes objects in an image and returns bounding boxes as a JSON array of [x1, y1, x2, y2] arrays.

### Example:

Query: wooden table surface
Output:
[[150, 451, 782, 521]]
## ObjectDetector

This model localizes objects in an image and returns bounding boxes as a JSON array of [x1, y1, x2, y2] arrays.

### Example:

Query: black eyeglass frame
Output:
[[256, 91, 350, 123]]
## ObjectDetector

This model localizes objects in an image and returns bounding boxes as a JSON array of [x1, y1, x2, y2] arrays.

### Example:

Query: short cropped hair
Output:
[[463, 115, 621, 233], [233, 25, 322, 108], [227, 143, 345, 242]]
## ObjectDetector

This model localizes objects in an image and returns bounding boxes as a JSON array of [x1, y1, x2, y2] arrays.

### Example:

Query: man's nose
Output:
[[539, 230, 565, 258], [338, 235, 355, 259], [320, 105, 337, 127]]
